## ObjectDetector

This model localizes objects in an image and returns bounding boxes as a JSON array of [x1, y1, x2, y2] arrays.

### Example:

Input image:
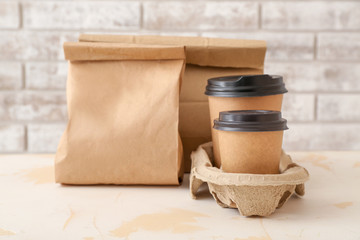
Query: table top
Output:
[[1, 152, 360, 240]]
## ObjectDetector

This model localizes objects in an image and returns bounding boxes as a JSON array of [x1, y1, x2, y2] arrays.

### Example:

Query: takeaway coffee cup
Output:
[[213, 110, 288, 174], [205, 74, 287, 168]]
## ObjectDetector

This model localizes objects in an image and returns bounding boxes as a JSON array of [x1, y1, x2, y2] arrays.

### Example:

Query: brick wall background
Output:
[[0, 0, 360, 153]]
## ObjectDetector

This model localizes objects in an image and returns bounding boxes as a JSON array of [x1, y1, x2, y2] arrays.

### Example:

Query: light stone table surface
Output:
[[0, 152, 360, 240]]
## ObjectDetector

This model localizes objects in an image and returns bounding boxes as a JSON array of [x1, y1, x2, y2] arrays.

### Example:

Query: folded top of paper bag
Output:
[[64, 42, 186, 61], [79, 34, 266, 69]]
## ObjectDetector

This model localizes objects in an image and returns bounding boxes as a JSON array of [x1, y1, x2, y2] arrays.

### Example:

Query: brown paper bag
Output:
[[79, 35, 266, 172], [55, 42, 186, 185]]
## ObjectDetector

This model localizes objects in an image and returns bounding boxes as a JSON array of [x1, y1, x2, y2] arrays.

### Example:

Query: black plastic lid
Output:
[[205, 74, 288, 97], [213, 110, 288, 132]]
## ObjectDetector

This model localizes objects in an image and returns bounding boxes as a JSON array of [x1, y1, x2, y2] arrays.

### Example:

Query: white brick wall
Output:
[[23, 2, 141, 30], [0, 63, 22, 89], [143, 2, 258, 30], [265, 62, 360, 92], [262, 2, 360, 30], [0, 0, 359, 152], [0, 31, 78, 60], [318, 33, 360, 60], [318, 94, 360, 122], [283, 124, 360, 150], [282, 94, 315, 122], [27, 124, 66, 152], [25, 62, 67, 90], [203, 32, 315, 60], [0, 92, 67, 121], [0, 2, 19, 29], [0, 125, 25, 152]]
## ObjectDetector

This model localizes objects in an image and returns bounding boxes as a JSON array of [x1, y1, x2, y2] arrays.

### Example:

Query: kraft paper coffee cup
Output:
[[213, 110, 288, 174], [205, 75, 287, 168]]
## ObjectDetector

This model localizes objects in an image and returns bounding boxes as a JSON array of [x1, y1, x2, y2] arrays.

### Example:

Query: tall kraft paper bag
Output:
[[55, 42, 186, 185], [79, 35, 266, 172]]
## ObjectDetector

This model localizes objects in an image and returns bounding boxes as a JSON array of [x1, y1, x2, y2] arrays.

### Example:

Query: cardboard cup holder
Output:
[[190, 142, 309, 216]]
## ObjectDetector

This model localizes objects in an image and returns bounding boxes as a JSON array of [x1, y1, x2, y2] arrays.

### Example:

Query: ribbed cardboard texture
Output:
[[55, 42, 186, 185], [190, 142, 309, 216], [208, 94, 284, 168], [79, 34, 267, 172]]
